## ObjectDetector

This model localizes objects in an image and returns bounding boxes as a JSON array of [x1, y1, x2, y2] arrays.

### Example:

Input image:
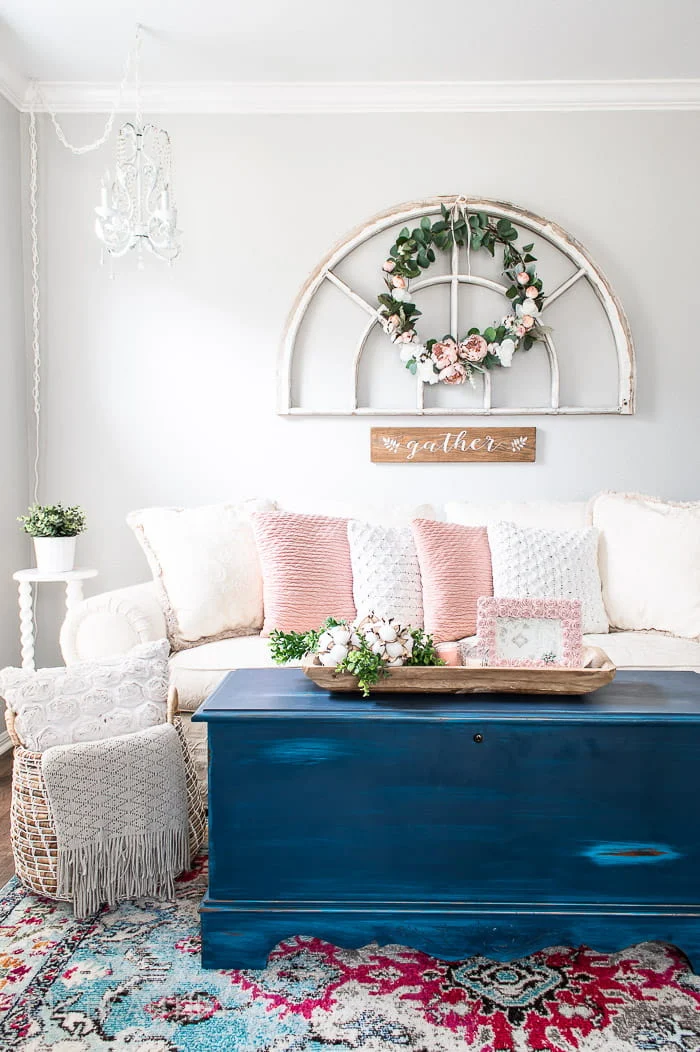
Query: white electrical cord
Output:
[[27, 26, 141, 505]]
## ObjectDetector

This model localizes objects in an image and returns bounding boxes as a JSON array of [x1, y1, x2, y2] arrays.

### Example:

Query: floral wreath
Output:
[[378, 198, 550, 385]]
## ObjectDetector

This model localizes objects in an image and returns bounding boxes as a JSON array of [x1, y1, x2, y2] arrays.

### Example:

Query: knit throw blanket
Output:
[[41, 723, 190, 918]]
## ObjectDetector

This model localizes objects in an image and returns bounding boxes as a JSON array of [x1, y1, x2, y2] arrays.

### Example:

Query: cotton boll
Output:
[[318, 652, 337, 667], [318, 631, 333, 650], [330, 626, 351, 645], [364, 631, 378, 647], [378, 624, 397, 643], [385, 641, 406, 660], [328, 644, 349, 664], [371, 640, 385, 656]]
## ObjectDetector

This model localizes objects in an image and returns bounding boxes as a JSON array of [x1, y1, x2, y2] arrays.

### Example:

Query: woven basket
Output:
[[7, 686, 207, 901]]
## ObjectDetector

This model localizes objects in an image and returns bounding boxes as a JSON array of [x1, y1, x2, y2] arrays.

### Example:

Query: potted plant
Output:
[[18, 504, 87, 573]]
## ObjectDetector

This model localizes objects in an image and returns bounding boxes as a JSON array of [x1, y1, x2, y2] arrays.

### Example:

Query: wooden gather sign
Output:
[[370, 427, 536, 463]]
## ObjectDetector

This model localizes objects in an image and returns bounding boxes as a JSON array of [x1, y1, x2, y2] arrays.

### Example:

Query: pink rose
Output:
[[516, 324, 526, 338], [432, 340, 459, 369], [383, 259, 396, 272], [460, 334, 488, 363], [522, 314, 535, 330], [387, 313, 401, 330], [517, 271, 529, 285], [525, 286, 539, 299], [398, 330, 415, 343], [439, 362, 468, 384], [392, 275, 407, 289]]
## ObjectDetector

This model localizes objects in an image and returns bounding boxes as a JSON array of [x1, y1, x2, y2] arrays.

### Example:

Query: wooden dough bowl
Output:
[[302, 646, 616, 696]]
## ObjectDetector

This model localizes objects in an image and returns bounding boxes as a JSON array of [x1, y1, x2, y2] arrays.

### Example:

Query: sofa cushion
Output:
[[585, 632, 700, 670], [279, 498, 438, 524], [590, 491, 700, 638], [127, 499, 274, 651], [169, 630, 700, 715], [169, 635, 284, 712], [446, 500, 587, 530]]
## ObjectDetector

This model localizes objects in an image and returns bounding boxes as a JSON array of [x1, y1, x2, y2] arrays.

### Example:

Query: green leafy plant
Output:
[[18, 503, 87, 538], [269, 617, 342, 665], [270, 618, 444, 698]]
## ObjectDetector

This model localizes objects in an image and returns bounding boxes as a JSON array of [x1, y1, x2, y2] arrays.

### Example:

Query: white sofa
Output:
[[59, 497, 700, 784]]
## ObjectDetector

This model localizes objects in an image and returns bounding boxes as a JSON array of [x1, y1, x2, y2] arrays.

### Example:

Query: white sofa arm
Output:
[[60, 581, 167, 664]]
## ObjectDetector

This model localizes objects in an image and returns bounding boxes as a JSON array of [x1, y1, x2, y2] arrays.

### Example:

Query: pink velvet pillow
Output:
[[252, 512, 356, 635], [411, 519, 493, 642]]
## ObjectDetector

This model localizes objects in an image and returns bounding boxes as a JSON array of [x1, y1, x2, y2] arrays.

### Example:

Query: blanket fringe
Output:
[[57, 825, 191, 918]]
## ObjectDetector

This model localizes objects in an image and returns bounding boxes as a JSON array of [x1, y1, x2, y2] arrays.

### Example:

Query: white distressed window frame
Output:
[[278, 196, 635, 417]]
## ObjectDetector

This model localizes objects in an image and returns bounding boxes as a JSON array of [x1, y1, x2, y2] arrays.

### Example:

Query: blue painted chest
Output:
[[192, 668, 700, 970]]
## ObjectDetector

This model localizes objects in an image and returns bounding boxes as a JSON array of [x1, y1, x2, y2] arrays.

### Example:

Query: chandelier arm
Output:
[[32, 26, 141, 155]]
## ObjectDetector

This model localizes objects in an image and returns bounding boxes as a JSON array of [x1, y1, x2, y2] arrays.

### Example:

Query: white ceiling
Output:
[[2, 0, 700, 84]]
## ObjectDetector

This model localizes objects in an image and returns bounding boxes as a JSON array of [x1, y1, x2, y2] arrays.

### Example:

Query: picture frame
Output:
[[476, 597, 583, 669]]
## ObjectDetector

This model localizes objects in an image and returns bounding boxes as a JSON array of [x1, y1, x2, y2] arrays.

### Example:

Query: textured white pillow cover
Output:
[[347, 521, 424, 627], [0, 640, 170, 753], [487, 521, 608, 634], [589, 491, 700, 638], [127, 499, 274, 650]]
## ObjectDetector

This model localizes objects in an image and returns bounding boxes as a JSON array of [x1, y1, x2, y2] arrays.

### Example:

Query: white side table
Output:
[[12, 568, 98, 670]]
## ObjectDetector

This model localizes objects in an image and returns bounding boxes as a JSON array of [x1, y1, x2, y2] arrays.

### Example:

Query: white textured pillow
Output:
[[347, 521, 424, 627], [589, 491, 700, 638], [127, 499, 275, 650], [487, 521, 608, 634], [0, 640, 170, 753]]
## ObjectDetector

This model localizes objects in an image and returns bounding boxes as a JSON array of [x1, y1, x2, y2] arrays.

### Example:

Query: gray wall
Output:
[[25, 109, 700, 663], [0, 94, 27, 697]]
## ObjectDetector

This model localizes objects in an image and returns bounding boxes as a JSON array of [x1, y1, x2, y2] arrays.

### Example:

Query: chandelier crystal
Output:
[[94, 28, 181, 266]]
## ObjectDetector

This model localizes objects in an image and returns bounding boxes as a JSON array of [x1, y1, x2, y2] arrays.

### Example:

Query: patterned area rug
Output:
[[1, 856, 699, 1051]]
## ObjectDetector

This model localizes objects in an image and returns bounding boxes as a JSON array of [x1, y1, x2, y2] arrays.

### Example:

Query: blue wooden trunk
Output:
[[192, 668, 700, 970]]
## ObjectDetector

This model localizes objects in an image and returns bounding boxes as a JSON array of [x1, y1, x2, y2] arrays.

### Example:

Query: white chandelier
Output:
[[94, 29, 181, 266]]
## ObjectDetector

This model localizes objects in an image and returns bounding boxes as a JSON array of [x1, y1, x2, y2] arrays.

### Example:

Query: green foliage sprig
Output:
[[270, 618, 444, 698], [269, 617, 342, 665], [18, 503, 87, 538]]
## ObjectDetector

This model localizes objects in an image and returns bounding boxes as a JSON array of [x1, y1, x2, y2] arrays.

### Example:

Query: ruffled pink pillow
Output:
[[411, 519, 493, 642], [252, 512, 356, 635]]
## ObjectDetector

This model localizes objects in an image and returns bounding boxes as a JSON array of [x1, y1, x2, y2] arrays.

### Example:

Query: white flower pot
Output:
[[33, 537, 77, 573]]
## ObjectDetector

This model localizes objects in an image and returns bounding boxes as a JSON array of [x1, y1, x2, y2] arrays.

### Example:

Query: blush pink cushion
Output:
[[411, 519, 493, 642], [252, 512, 356, 635]]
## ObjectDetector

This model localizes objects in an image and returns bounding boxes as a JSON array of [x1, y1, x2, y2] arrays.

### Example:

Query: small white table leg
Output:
[[18, 580, 35, 671], [65, 579, 84, 613]]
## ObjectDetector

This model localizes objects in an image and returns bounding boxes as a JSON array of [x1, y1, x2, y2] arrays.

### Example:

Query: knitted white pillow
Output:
[[487, 522, 608, 634], [0, 640, 170, 753], [127, 499, 275, 650], [347, 521, 424, 627]]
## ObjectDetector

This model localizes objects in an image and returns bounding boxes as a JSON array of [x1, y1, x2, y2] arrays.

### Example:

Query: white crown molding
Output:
[[0, 57, 28, 110], [16, 78, 700, 115]]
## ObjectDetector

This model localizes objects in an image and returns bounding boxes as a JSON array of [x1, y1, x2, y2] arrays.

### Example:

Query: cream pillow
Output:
[[0, 640, 170, 753], [446, 500, 587, 530], [127, 499, 275, 650], [589, 491, 700, 638]]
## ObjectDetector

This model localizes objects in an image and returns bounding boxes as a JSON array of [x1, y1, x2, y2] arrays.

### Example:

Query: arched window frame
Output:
[[278, 196, 635, 416]]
